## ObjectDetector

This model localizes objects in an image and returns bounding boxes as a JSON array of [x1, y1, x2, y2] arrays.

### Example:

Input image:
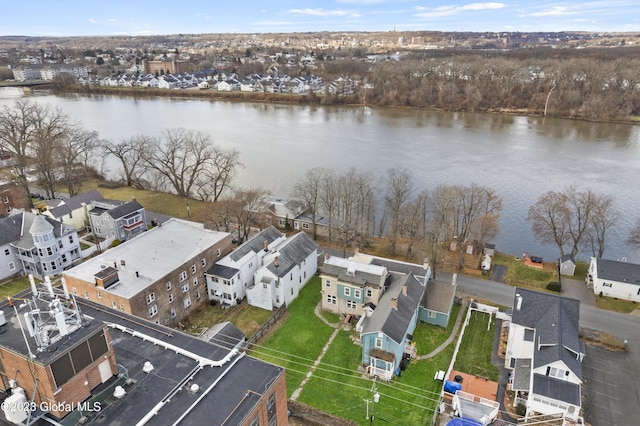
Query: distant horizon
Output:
[[2, 1, 640, 38]]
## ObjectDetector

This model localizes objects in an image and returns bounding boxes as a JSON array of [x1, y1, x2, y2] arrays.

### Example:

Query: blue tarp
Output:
[[444, 380, 462, 394]]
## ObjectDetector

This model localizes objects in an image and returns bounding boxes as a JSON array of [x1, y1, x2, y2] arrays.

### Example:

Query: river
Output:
[[2, 86, 640, 263]]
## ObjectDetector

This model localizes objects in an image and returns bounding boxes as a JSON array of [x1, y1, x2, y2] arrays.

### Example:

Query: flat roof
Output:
[[63, 218, 229, 299]]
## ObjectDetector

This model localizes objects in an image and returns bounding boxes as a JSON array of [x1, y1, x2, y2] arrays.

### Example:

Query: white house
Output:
[[247, 232, 318, 310], [205, 227, 287, 307], [41, 189, 104, 231], [505, 288, 584, 423], [587, 257, 640, 302]]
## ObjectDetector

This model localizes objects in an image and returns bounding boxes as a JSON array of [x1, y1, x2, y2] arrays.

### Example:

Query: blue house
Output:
[[419, 275, 458, 327], [358, 262, 428, 381]]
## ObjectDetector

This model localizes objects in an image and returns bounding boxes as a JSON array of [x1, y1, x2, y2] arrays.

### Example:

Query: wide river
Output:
[[2, 87, 640, 263]]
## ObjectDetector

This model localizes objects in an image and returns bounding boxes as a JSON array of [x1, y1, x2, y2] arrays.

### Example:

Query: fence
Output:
[[246, 303, 288, 346]]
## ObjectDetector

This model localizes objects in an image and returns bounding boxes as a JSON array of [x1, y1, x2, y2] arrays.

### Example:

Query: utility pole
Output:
[[364, 377, 380, 425]]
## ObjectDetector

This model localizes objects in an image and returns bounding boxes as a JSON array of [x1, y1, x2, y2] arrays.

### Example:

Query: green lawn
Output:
[[453, 309, 499, 381], [493, 252, 557, 291], [595, 294, 638, 313], [250, 277, 335, 396], [0, 277, 32, 300], [412, 303, 461, 355]]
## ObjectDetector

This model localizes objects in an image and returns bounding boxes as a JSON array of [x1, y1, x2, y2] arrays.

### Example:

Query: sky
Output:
[[1, 1, 640, 37]]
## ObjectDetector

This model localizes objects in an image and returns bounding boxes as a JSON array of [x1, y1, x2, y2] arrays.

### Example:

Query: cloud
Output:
[[108, 18, 117, 23], [289, 8, 350, 17], [415, 2, 506, 18], [529, 6, 576, 17], [88, 19, 96, 24]]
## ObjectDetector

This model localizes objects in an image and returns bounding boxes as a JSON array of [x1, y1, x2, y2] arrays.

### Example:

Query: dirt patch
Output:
[[288, 400, 356, 426], [580, 328, 627, 351]]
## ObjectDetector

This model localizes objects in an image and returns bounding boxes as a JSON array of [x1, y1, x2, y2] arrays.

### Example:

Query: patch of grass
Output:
[[0, 277, 32, 299], [595, 294, 638, 314], [412, 303, 461, 355], [250, 277, 334, 396], [573, 261, 590, 280], [300, 330, 450, 425], [80, 242, 91, 250], [453, 309, 499, 381], [230, 305, 273, 337], [319, 310, 340, 325], [493, 252, 556, 291]]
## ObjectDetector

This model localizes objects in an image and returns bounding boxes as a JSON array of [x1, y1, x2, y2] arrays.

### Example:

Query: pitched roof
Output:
[[11, 211, 74, 250], [0, 212, 23, 245], [264, 232, 318, 277], [322, 256, 387, 289], [106, 199, 144, 219], [47, 189, 103, 218], [422, 278, 456, 313], [206, 264, 239, 279], [229, 226, 283, 262], [511, 288, 583, 379], [362, 272, 425, 344], [532, 374, 581, 406], [593, 258, 640, 286]]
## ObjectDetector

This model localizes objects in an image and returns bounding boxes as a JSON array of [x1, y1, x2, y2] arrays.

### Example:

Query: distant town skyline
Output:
[[2, 1, 639, 37]]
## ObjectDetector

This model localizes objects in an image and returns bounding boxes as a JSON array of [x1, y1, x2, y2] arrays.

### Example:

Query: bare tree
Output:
[[402, 190, 428, 259], [294, 167, 326, 240], [583, 193, 618, 258], [627, 218, 640, 249], [57, 129, 100, 197], [232, 188, 268, 244], [319, 169, 339, 243], [102, 136, 152, 189], [193, 145, 242, 202], [384, 167, 414, 255], [527, 190, 571, 257]]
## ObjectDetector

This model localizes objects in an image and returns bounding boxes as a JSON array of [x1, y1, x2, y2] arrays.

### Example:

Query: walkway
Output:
[[290, 324, 341, 401], [416, 299, 467, 360]]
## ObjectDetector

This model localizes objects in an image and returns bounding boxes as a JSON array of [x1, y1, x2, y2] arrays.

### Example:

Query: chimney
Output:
[[423, 257, 430, 270], [452, 273, 457, 286], [274, 256, 279, 267], [402, 284, 407, 296], [263, 240, 268, 252], [390, 298, 397, 310], [516, 294, 522, 311]]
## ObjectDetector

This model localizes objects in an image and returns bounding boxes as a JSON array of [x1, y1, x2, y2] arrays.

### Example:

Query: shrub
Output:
[[546, 282, 561, 292], [110, 239, 122, 248], [515, 404, 527, 417]]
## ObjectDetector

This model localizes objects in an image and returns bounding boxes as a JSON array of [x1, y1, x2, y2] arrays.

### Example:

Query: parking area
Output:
[[582, 345, 639, 425]]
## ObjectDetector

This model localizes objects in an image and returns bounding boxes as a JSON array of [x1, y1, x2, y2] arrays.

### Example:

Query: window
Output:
[[428, 310, 437, 318], [216, 248, 221, 257], [72, 287, 77, 295], [193, 277, 198, 286], [201, 258, 206, 268], [149, 305, 158, 317], [375, 338, 383, 348], [191, 264, 197, 274], [279, 219, 287, 226], [120, 304, 125, 312], [184, 297, 192, 308], [96, 291, 102, 299], [5, 206, 10, 213], [58, 240, 63, 249], [294, 221, 299, 230], [61, 254, 67, 263], [170, 307, 176, 318], [325, 280, 331, 288], [524, 329, 534, 342], [196, 290, 200, 300], [2, 196, 8, 203], [84, 291, 89, 299], [603, 282, 613, 288], [267, 393, 277, 426], [8, 262, 15, 271], [166, 282, 172, 291], [347, 300, 357, 310], [302, 222, 309, 229], [344, 287, 351, 297], [69, 235, 74, 244], [249, 262, 253, 268], [326, 295, 337, 305], [366, 289, 373, 298], [354, 289, 362, 299], [47, 247, 53, 256], [182, 283, 189, 293], [111, 301, 117, 309], [4, 249, 9, 256], [179, 271, 187, 282], [168, 293, 174, 303], [212, 276, 219, 283]]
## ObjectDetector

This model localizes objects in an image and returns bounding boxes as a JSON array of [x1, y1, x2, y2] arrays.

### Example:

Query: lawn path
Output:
[[415, 299, 467, 360], [290, 325, 341, 401]]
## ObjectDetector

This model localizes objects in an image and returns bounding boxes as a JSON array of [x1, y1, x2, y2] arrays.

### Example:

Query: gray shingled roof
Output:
[[532, 374, 581, 406], [322, 260, 386, 289], [47, 189, 103, 219], [0, 213, 23, 245], [362, 272, 425, 344], [511, 288, 583, 380], [422, 279, 456, 313], [230, 226, 283, 262], [106, 199, 144, 219], [265, 232, 318, 277], [206, 264, 239, 279], [29, 214, 53, 235], [594, 258, 640, 286]]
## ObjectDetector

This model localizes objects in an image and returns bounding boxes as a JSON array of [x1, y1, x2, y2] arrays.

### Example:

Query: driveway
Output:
[[562, 277, 596, 306], [582, 344, 640, 426]]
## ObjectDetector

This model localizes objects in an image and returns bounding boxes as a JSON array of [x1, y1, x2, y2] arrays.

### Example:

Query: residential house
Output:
[[217, 78, 241, 91], [0, 180, 29, 215], [247, 231, 318, 310], [0, 284, 287, 425], [41, 189, 104, 231], [89, 198, 147, 242], [587, 257, 640, 302], [0, 211, 81, 280], [253, 196, 330, 236], [63, 218, 231, 327], [418, 274, 457, 327], [504, 288, 584, 422], [321, 252, 430, 380], [560, 254, 576, 276], [206, 226, 287, 307]]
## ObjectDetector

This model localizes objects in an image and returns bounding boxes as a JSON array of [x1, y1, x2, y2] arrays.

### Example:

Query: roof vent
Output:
[[516, 294, 522, 311], [113, 386, 126, 399], [143, 361, 154, 374], [190, 384, 199, 393]]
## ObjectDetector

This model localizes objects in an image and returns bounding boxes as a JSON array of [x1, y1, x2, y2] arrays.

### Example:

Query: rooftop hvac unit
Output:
[[2, 387, 29, 425]]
